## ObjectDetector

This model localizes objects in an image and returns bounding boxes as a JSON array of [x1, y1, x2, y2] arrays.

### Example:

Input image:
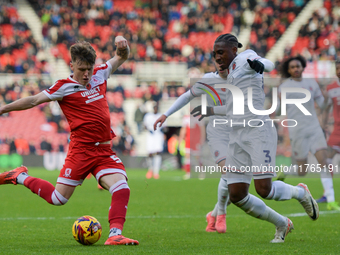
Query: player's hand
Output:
[[247, 59, 264, 74], [191, 105, 214, 121], [154, 114, 167, 131], [115, 36, 129, 58]]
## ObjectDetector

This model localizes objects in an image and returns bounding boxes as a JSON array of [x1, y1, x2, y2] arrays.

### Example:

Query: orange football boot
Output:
[[215, 214, 226, 233], [104, 235, 139, 245], [205, 211, 216, 232], [0, 166, 28, 185]]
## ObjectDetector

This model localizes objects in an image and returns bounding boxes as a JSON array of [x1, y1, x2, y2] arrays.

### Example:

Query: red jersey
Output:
[[327, 80, 340, 126], [43, 62, 115, 143]]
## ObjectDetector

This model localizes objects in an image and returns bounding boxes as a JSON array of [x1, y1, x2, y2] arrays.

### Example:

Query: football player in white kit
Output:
[[154, 33, 276, 234], [193, 34, 319, 243], [144, 103, 164, 179], [279, 55, 339, 211], [154, 68, 231, 233]]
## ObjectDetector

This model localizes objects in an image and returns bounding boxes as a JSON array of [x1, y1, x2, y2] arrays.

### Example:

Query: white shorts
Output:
[[146, 132, 164, 154], [290, 128, 327, 160], [207, 137, 229, 164], [225, 122, 277, 184]]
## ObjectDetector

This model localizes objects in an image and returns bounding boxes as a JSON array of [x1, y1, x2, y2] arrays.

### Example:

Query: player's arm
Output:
[[0, 92, 51, 116], [247, 53, 275, 74], [108, 36, 130, 74], [153, 90, 195, 130]]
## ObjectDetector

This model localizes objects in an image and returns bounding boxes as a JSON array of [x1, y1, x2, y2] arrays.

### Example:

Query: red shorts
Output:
[[328, 129, 340, 153], [57, 141, 126, 186]]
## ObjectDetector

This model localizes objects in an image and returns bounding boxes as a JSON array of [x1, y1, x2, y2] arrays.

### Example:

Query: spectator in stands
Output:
[[113, 84, 125, 99], [122, 126, 135, 155], [40, 136, 52, 152], [58, 140, 65, 153], [15, 136, 29, 155], [134, 103, 145, 134], [8, 138, 17, 154], [49, 101, 62, 130], [151, 85, 162, 102], [29, 141, 36, 155]]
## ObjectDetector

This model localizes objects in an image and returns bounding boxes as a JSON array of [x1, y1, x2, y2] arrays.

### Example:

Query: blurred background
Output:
[[0, 0, 339, 170]]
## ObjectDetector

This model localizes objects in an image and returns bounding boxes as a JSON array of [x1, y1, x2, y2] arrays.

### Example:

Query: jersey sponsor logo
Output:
[[74, 85, 80, 91], [64, 168, 72, 178], [81, 87, 100, 97]]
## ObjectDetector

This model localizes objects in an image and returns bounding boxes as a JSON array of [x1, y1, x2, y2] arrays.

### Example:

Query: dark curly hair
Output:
[[280, 55, 306, 78], [214, 33, 243, 49]]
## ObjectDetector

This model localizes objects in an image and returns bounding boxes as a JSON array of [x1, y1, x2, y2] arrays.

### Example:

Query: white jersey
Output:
[[190, 72, 231, 140], [279, 78, 324, 137], [144, 112, 164, 154], [144, 112, 164, 134], [224, 49, 267, 125]]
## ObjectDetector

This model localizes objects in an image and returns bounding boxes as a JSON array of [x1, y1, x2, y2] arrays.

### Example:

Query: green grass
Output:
[[0, 168, 340, 254]]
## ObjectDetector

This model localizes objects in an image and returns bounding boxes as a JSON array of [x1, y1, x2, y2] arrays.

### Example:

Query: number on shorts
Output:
[[110, 155, 122, 163], [263, 150, 271, 163]]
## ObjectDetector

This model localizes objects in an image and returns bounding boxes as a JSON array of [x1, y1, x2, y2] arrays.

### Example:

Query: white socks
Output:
[[153, 155, 162, 176], [217, 178, 228, 215], [211, 177, 229, 217], [266, 181, 305, 201], [321, 167, 335, 203], [235, 194, 286, 227], [17, 172, 29, 185]]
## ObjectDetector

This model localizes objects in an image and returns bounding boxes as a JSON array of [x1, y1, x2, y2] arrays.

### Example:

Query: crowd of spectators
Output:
[[249, 0, 307, 57], [285, 0, 340, 61], [27, 0, 246, 73], [1, 0, 310, 76], [0, 1, 50, 74]]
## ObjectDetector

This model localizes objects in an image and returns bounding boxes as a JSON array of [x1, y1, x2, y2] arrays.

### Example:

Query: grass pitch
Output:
[[0, 168, 339, 254]]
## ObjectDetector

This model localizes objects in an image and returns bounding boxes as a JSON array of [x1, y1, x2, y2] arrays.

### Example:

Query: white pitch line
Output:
[[0, 210, 338, 221]]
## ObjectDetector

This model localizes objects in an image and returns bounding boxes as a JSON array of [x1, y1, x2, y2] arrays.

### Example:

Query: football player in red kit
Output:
[[0, 37, 139, 245]]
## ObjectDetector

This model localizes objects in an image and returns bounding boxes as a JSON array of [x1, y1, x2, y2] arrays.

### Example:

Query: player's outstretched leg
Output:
[[0, 166, 69, 205], [264, 181, 319, 220], [104, 178, 139, 245]]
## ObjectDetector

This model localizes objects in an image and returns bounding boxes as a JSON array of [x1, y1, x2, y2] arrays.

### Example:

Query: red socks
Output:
[[24, 177, 55, 204], [108, 180, 130, 230]]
